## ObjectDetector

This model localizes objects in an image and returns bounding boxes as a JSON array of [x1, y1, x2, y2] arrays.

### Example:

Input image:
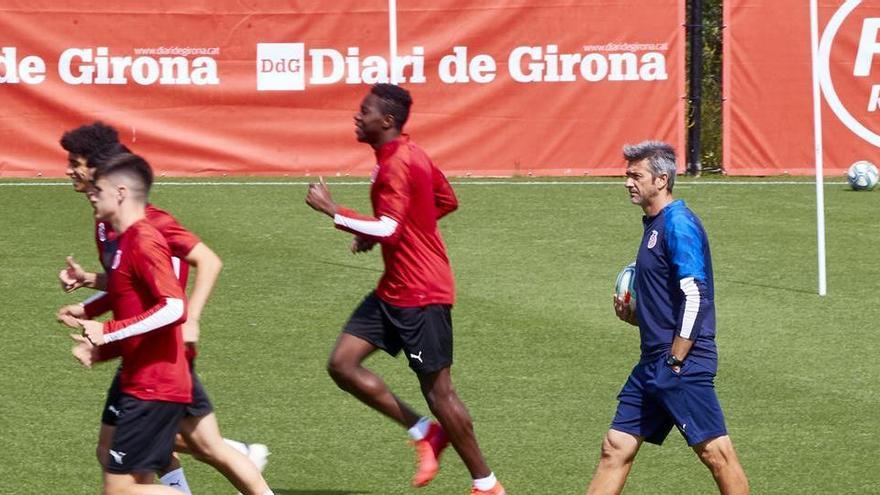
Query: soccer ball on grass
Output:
[[846, 160, 879, 191]]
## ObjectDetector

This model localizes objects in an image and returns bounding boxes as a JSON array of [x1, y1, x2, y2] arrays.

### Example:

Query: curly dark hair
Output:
[[90, 142, 132, 168], [371, 84, 412, 131], [59, 122, 129, 167]]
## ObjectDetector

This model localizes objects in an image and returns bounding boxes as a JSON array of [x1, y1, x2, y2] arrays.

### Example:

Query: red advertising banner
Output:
[[0, 1, 684, 177], [725, 0, 880, 175]]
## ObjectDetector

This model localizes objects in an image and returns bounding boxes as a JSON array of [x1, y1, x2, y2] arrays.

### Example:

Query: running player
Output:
[[305, 84, 505, 495], [70, 152, 193, 494], [56, 122, 272, 495]]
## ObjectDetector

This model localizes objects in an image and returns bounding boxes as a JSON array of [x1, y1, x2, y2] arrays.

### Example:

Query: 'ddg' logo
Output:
[[256, 43, 305, 91]]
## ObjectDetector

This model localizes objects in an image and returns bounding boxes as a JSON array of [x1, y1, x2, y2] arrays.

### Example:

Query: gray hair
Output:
[[622, 140, 677, 192]]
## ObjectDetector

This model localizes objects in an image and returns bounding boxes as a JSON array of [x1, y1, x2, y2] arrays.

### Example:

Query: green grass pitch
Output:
[[0, 177, 877, 494]]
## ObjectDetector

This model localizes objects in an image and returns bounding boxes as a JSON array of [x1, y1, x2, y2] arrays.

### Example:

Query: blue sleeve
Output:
[[665, 213, 707, 282], [666, 212, 709, 340]]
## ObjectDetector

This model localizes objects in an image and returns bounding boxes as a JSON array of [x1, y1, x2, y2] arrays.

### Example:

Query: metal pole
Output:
[[687, 0, 704, 176]]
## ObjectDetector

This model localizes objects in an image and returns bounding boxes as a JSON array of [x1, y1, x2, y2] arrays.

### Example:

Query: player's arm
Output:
[[80, 295, 184, 347], [307, 163, 410, 245], [333, 206, 401, 244], [58, 289, 108, 329], [155, 211, 211, 342], [81, 237, 186, 348], [60, 290, 125, 361], [91, 273, 107, 290], [77, 291, 112, 320], [432, 164, 458, 219], [305, 177, 401, 243], [59, 256, 108, 292], [666, 217, 711, 367], [181, 242, 222, 342]]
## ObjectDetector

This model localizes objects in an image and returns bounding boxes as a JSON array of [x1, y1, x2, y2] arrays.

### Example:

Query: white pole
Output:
[[388, 0, 398, 84], [809, 0, 828, 296]]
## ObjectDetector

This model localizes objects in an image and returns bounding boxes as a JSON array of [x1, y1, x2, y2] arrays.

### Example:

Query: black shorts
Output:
[[343, 292, 453, 374], [105, 394, 186, 474], [102, 361, 213, 426], [185, 360, 214, 417]]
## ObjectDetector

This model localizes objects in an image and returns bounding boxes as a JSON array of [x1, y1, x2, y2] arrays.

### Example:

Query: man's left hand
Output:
[[70, 334, 97, 368], [79, 319, 106, 346], [351, 236, 377, 253]]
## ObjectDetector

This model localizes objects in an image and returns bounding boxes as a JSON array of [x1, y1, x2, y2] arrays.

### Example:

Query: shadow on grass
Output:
[[727, 278, 815, 295], [317, 260, 383, 273], [274, 491, 369, 495]]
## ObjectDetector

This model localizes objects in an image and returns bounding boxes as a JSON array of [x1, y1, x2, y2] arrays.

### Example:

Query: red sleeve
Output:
[[135, 232, 186, 302], [432, 164, 458, 219], [335, 206, 378, 223], [83, 293, 112, 319], [375, 157, 411, 223], [102, 232, 186, 338], [332, 158, 410, 244], [96, 342, 123, 362], [152, 211, 201, 258]]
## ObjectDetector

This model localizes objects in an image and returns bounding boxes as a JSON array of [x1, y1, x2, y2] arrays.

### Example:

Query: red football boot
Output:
[[470, 482, 506, 495], [412, 421, 449, 487]]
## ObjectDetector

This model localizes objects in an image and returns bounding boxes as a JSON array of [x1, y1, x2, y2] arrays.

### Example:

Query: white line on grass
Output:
[[0, 180, 849, 187]]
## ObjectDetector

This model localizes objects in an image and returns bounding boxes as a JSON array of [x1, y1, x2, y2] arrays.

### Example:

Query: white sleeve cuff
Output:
[[333, 214, 399, 238], [104, 298, 184, 343], [678, 277, 700, 339], [81, 291, 107, 306]]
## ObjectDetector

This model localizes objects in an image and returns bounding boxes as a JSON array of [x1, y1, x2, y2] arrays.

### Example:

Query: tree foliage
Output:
[[688, 0, 723, 171]]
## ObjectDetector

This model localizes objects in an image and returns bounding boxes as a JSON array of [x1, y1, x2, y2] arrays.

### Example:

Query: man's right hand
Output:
[[57, 303, 86, 328], [305, 177, 338, 217], [181, 319, 200, 344], [613, 295, 639, 326], [59, 256, 88, 293]]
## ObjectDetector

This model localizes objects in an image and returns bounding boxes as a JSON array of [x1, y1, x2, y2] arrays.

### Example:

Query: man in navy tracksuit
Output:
[[585, 141, 749, 495]]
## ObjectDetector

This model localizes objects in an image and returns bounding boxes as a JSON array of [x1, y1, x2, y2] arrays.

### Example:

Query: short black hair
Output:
[[371, 84, 412, 130], [93, 152, 154, 199], [60, 122, 127, 167], [90, 142, 132, 168]]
